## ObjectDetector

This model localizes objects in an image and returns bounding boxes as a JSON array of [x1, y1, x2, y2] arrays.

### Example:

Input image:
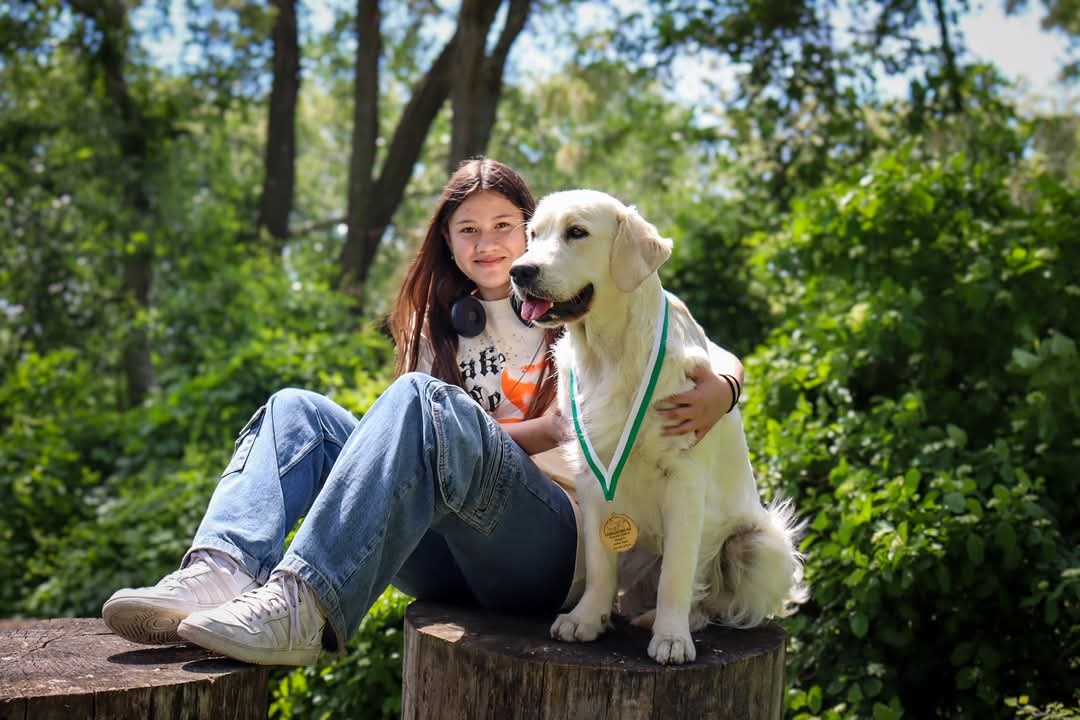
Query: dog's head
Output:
[[509, 189, 672, 327]]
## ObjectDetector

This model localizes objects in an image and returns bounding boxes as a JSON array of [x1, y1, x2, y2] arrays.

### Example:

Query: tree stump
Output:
[[0, 618, 269, 720], [402, 601, 788, 720]]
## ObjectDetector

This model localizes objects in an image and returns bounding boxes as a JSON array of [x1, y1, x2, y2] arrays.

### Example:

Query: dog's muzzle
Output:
[[514, 285, 595, 326]]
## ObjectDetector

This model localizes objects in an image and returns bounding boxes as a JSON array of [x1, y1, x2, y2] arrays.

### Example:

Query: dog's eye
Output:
[[566, 225, 588, 241]]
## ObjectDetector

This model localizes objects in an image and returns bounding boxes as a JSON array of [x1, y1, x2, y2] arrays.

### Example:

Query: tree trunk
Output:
[[339, 0, 532, 307], [258, 0, 300, 250], [71, 0, 155, 407], [449, 0, 532, 171], [448, 0, 502, 169], [341, 0, 383, 305], [402, 601, 788, 720], [0, 618, 269, 720], [474, 0, 531, 159]]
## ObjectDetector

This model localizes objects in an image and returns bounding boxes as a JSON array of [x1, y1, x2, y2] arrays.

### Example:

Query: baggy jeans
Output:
[[185, 372, 578, 649]]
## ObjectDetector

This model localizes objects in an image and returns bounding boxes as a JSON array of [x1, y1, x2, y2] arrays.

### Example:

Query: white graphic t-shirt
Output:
[[456, 297, 549, 423], [413, 297, 574, 494]]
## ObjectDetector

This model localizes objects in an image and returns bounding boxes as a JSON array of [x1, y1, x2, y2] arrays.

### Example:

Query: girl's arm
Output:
[[503, 411, 569, 455]]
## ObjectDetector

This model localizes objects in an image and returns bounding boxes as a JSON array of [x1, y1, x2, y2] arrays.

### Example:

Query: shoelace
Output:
[[281, 574, 302, 652], [231, 573, 308, 651]]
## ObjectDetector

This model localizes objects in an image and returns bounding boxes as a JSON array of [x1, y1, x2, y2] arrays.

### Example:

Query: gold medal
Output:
[[599, 513, 638, 553]]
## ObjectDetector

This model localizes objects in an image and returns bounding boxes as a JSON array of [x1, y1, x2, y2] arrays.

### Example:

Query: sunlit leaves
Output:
[[746, 119, 1080, 717]]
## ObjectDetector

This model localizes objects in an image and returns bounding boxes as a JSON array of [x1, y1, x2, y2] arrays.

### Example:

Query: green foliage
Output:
[[5, 317, 392, 618], [745, 134, 1079, 718], [660, 197, 772, 357], [1007, 695, 1080, 719], [269, 588, 411, 720], [0, 349, 121, 613], [491, 60, 711, 216]]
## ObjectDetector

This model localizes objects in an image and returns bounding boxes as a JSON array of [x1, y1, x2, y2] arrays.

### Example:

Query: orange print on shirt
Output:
[[499, 360, 546, 423]]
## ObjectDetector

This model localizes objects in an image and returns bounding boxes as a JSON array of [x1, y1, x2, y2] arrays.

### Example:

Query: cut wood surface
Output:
[[402, 601, 788, 720], [0, 618, 268, 720]]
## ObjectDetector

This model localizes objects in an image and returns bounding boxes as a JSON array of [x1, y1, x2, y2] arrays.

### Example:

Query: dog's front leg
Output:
[[650, 482, 705, 664], [550, 498, 618, 643]]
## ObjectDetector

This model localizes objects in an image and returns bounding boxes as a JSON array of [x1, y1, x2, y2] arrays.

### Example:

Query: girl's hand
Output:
[[506, 410, 572, 455], [548, 407, 573, 445], [656, 366, 736, 445]]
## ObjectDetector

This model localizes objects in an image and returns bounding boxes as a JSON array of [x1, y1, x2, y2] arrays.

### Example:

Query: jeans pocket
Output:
[[430, 387, 512, 535], [222, 405, 265, 477], [450, 448, 512, 534], [462, 441, 513, 533]]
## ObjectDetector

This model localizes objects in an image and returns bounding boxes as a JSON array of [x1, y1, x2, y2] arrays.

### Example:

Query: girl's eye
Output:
[[567, 225, 588, 240]]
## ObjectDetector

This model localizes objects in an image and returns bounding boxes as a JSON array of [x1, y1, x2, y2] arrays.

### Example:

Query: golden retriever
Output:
[[509, 189, 807, 664]]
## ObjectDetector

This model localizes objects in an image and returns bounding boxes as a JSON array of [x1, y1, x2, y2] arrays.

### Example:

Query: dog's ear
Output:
[[610, 205, 673, 293]]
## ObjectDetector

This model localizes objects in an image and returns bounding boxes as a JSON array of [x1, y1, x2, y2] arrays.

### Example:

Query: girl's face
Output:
[[446, 190, 527, 300]]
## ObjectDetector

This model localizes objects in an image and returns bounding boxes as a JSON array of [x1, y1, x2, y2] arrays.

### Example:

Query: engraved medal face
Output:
[[600, 513, 638, 553]]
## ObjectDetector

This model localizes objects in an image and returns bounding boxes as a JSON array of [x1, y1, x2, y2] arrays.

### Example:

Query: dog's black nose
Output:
[[509, 264, 539, 285]]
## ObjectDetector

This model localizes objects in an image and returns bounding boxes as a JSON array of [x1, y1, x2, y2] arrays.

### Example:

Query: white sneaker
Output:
[[176, 572, 325, 666], [102, 549, 258, 645]]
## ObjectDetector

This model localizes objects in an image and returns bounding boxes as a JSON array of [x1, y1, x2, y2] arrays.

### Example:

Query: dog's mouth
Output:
[[518, 284, 594, 325]]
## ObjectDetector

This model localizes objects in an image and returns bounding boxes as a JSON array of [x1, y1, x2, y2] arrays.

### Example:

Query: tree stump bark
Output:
[[0, 618, 268, 720], [402, 601, 788, 720]]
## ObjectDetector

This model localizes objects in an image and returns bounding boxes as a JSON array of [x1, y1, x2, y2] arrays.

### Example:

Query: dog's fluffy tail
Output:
[[704, 496, 809, 628]]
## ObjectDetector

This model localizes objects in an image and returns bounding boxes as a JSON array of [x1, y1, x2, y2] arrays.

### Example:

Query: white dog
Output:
[[509, 189, 807, 665]]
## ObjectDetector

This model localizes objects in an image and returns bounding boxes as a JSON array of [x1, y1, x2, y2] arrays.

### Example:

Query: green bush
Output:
[[268, 588, 411, 720], [745, 140, 1079, 718], [0, 349, 124, 613], [1008, 697, 1080, 719], [6, 313, 392, 618], [661, 198, 772, 358]]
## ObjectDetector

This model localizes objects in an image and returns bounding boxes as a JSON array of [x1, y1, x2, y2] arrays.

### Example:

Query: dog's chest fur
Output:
[[554, 290, 712, 553]]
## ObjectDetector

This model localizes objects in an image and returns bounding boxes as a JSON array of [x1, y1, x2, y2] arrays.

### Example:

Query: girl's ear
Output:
[[609, 205, 672, 293]]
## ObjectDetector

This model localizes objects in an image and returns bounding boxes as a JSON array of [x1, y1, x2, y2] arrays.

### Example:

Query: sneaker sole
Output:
[[102, 599, 189, 645], [176, 619, 320, 666]]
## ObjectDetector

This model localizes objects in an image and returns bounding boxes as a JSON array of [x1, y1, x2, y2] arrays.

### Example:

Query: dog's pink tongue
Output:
[[520, 297, 553, 323]]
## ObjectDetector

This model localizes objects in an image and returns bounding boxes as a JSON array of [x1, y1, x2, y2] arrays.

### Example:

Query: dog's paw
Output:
[[629, 610, 656, 629], [648, 630, 697, 664], [550, 612, 608, 643]]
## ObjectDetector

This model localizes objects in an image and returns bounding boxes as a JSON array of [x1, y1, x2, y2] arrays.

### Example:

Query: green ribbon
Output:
[[569, 292, 669, 502]]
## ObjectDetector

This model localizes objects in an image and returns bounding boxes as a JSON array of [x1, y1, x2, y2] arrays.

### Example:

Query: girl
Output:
[[101, 158, 743, 666]]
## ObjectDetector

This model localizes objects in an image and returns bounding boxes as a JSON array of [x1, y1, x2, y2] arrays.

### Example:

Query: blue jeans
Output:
[[186, 373, 578, 649]]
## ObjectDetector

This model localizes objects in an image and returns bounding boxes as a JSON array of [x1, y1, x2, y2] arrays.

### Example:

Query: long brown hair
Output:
[[388, 157, 560, 419]]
